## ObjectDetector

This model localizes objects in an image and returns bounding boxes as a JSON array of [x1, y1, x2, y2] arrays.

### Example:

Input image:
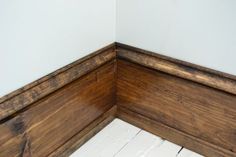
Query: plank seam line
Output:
[[113, 129, 142, 157]]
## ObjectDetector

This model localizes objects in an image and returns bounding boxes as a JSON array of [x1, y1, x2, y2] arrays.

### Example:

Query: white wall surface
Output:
[[0, 0, 116, 97], [116, 0, 236, 75]]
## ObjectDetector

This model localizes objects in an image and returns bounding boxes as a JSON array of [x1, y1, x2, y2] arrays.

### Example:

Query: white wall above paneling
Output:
[[0, 0, 116, 97], [116, 0, 236, 76]]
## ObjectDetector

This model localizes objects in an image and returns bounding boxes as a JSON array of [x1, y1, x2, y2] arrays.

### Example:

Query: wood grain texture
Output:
[[1, 42, 236, 157], [117, 59, 236, 157], [0, 61, 116, 157], [0, 44, 116, 121], [48, 106, 117, 157], [116, 42, 236, 95], [117, 107, 235, 157]]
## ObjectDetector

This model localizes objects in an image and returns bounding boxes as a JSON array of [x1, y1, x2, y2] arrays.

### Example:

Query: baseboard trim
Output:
[[117, 106, 235, 157], [1, 43, 236, 157], [0, 58, 116, 157], [0, 43, 116, 121], [116, 58, 236, 157], [116, 42, 236, 95]]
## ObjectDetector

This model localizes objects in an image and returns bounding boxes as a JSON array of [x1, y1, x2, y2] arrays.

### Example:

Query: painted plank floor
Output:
[[70, 119, 204, 157]]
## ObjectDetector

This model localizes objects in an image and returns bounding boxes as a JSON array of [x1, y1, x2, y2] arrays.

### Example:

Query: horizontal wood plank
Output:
[[118, 107, 235, 157], [0, 44, 116, 121], [116, 43, 236, 95], [117, 59, 236, 157], [0, 61, 116, 157], [1, 42, 236, 157]]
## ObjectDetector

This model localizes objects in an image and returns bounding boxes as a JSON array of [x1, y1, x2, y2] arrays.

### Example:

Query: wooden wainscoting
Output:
[[116, 43, 236, 157], [116, 43, 236, 95], [0, 44, 116, 121], [1, 43, 236, 157], [0, 44, 116, 157]]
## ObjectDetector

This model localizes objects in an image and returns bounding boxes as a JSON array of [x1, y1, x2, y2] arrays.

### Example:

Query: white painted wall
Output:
[[116, 0, 236, 75], [0, 0, 116, 97]]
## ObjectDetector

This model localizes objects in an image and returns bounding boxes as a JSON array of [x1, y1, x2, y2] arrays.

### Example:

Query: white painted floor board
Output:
[[70, 118, 204, 157], [115, 130, 164, 157], [177, 148, 204, 157], [145, 141, 182, 157], [70, 119, 141, 157]]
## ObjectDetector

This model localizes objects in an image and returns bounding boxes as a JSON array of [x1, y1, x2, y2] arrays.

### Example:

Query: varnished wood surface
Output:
[[1, 43, 236, 157], [0, 44, 116, 121], [49, 106, 117, 157], [116, 43, 236, 95], [0, 61, 116, 157], [117, 59, 236, 157], [117, 107, 235, 157]]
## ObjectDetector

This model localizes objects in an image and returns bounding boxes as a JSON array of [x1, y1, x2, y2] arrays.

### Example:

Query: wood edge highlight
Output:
[[115, 42, 236, 80], [0, 44, 116, 121], [2, 41, 235, 121], [48, 105, 117, 157], [116, 42, 236, 95], [0, 43, 116, 104], [117, 106, 235, 157]]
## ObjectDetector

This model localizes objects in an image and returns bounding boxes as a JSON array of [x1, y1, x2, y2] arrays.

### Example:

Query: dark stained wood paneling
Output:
[[116, 43, 236, 95], [117, 59, 236, 157], [117, 107, 235, 157], [0, 44, 116, 121], [1, 42, 236, 157], [0, 61, 116, 157]]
